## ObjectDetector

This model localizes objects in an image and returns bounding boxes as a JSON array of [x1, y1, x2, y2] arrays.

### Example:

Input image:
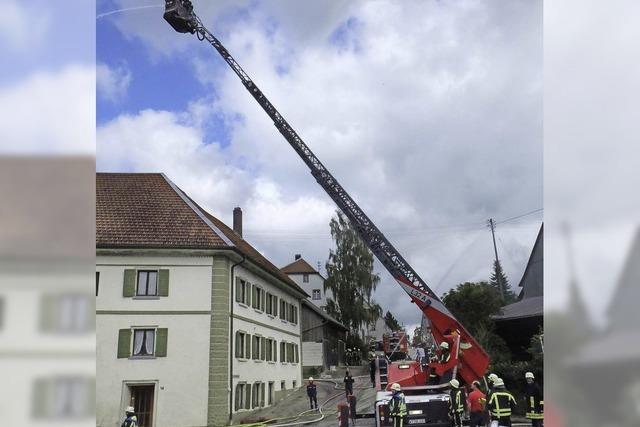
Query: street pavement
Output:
[[234, 366, 378, 427]]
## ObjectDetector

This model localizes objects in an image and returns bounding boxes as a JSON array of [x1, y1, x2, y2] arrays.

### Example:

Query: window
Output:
[[261, 383, 266, 407], [292, 380, 297, 389], [279, 300, 286, 320], [235, 383, 247, 411], [303, 273, 309, 283], [285, 304, 298, 325], [280, 341, 286, 362], [284, 343, 299, 363], [261, 336, 267, 361], [95, 272, 100, 296], [235, 278, 251, 305], [252, 335, 261, 360], [136, 271, 158, 296], [281, 380, 286, 390], [252, 285, 264, 311], [312, 289, 321, 300], [32, 376, 94, 419], [41, 294, 94, 334], [235, 331, 250, 359], [132, 329, 155, 357], [266, 293, 278, 316]]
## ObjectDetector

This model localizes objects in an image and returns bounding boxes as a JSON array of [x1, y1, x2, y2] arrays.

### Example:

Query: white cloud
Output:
[[97, 62, 132, 103], [99, 1, 543, 327], [0, 0, 50, 53], [0, 65, 95, 154]]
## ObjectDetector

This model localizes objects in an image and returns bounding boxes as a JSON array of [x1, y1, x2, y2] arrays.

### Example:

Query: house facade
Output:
[[300, 300, 347, 375], [282, 255, 333, 311], [0, 158, 95, 427], [96, 173, 306, 427]]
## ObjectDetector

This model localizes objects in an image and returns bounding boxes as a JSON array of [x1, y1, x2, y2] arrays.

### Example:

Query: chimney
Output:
[[233, 207, 242, 237], [295, 254, 301, 260]]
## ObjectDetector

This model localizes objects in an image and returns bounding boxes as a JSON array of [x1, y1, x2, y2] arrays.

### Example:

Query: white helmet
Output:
[[450, 379, 460, 388], [309, 377, 314, 381], [525, 372, 535, 379], [440, 342, 449, 350], [488, 373, 498, 382], [125, 406, 135, 413], [493, 378, 505, 387], [390, 383, 401, 391]]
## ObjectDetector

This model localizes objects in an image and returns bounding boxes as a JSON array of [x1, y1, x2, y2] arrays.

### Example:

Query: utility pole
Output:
[[487, 218, 505, 300]]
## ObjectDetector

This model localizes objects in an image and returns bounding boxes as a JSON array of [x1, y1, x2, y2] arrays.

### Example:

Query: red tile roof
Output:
[[97, 173, 307, 296], [281, 257, 320, 275]]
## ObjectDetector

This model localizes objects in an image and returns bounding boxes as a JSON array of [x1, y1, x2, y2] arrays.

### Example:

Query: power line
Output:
[[494, 208, 543, 225]]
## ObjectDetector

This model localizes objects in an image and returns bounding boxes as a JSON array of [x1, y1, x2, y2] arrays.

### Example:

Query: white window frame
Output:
[[131, 328, 156, 358]]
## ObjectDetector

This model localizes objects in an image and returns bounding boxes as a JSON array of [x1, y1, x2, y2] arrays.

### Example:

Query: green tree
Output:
[[324, 210, 382, 335], [384, 311, 401, 331], [490, 260, 518, 304], [441, 281, 509, 363]]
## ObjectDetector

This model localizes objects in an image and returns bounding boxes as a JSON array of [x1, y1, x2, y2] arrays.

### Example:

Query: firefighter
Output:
[[449, 379, 466, 427], [439, 341, 451, 363], [428, 341, 452, 385], [468, 380, 487, 427], [486, 373, 498, 403], [121, 406, 138, 427], [307, 377, 318, 410], [487, 378, 517, 427], [344, 369, 355, 398], [388, 383, 407, 427], [524, 372, 543, 427], [370, 355, 377, 388]]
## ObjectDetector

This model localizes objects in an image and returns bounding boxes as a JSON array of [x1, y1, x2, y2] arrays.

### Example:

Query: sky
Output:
[[96, 0, 543, 332]]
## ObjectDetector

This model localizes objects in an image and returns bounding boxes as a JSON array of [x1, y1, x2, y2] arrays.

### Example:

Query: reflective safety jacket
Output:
[[121, 415, 138, 427], [449, 387, 467, 414], [307, 383, 317, 397], [525, 382, 544, 420], [487, 388, 517, 420], [389, 392, 407, 417], [439, 351, 451, 364]]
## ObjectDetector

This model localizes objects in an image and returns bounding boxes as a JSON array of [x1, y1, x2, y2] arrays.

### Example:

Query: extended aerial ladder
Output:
[[163, 0, 490, 387]]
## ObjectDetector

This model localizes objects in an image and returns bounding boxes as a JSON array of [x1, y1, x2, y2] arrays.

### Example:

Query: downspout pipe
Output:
[[229, 254, 246, 424]]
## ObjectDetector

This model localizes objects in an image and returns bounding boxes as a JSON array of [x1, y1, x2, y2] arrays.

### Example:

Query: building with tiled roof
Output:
[[0, 157, 95, 424], [96, 173, 307, 427], [493, 224, 543, 360], [281, 254, 333, 311]]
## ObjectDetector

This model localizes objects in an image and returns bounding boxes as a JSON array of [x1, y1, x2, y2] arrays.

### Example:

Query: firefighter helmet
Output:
[[440, 342, 449, 350], [488, 373, 498, 382], [493, 378, 504, 387], [126, 406, 135, 414], [450, 379, 460, 388], [390, 383, 401, 391], [525, 372, 535, 379]]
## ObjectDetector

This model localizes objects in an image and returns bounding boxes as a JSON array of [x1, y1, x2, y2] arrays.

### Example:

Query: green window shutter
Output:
[[40, 295, 58, 332], [123, 269, 136, 297], [117, 329, 132, 358], [31, 378, 49, 418], [156, 328, 168, 357], [235, 279, 242, 303], [158, 269, 170, 297]]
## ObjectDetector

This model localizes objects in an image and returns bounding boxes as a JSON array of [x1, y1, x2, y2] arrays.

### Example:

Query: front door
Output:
[[129, 384, 154, 427]]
